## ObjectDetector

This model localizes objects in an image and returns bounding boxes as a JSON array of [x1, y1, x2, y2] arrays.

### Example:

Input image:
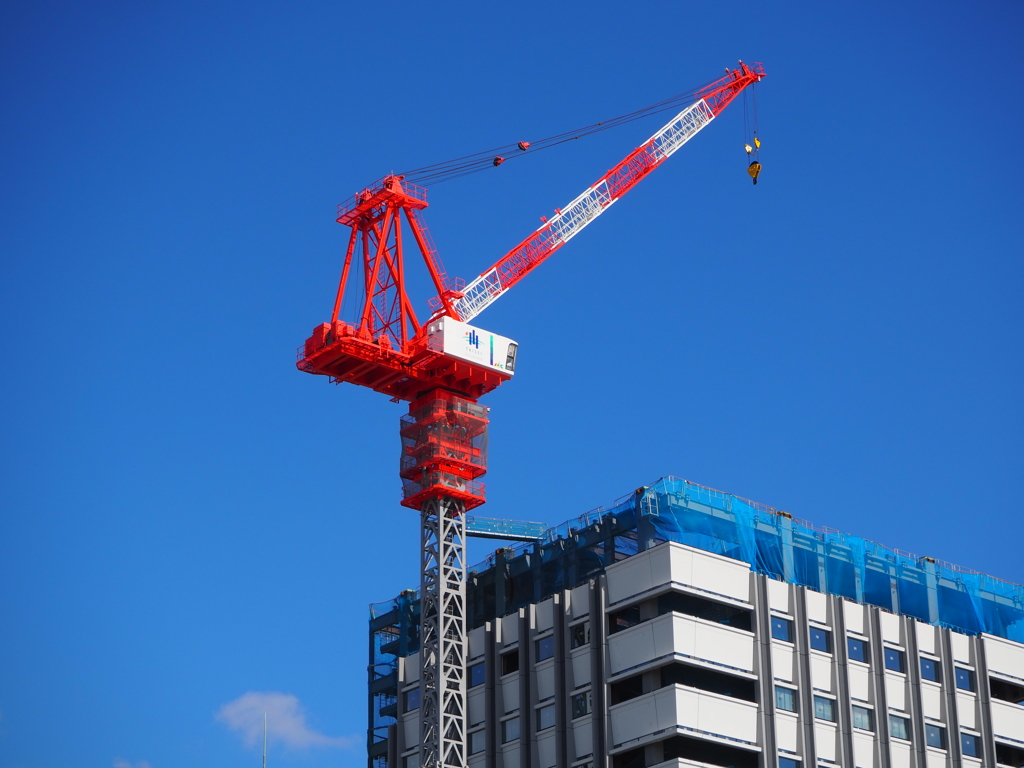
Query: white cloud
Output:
[[216, 691, 358, 749], [113, 761, 152, 768]]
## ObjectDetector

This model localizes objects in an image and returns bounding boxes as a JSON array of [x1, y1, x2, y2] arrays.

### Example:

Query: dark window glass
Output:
[[610, 674, 644, 705], [779, 759, 801, 768], [810, 627, 832, 653], [771, 617, 793, 642], [657, 591, 754, 632], [955, 666, 975, 691], [570, 622, 590, 649], [608, 605, 642, 634], [775, 686, 797, 713], [469, 730, 486, 755], [571, 691, 591, 719], [813, 696, 836, 722], [889, 714, 910, 741], [991, 676, 1024, 704], [885, 647, 905, 673], [920, 657, 940, 683], [925, 724, 946, 750], [501, 649, 519, 676], [469, 662, 486, 688], [501, 717, 520, 743], [660, 662, 756, 702], [536, 635, 555, 662], [536, 704, 555, 731], [404, 688, 420, 711], [848, 637, 869, 663], [852, 705, 874, 731], [960, 733, 980, 758]]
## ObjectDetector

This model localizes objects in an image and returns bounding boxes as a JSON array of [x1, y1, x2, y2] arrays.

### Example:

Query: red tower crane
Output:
[[298, 61, 765, 768]]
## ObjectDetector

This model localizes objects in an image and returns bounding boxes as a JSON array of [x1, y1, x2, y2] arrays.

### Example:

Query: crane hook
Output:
[[747, 160, 761, 185]]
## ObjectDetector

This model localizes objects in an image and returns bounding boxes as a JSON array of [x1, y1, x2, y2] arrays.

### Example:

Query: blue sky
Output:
[[1, 1, 1021, 766]]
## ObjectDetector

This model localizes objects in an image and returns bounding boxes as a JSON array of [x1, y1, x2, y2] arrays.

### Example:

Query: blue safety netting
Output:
[[635, 477, 1024, 643]]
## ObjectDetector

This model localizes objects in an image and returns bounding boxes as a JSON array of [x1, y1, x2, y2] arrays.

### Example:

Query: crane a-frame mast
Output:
[[297, 61, 765, 768]]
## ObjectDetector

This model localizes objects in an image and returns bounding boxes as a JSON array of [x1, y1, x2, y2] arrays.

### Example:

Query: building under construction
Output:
[[368, 476, 1024, 768]]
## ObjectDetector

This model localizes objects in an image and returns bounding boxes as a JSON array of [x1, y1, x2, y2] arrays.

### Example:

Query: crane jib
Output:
[[453, 98, 716, 323]]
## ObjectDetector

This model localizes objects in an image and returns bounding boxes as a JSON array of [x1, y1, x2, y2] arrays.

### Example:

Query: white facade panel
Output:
[[536, 664, 555, 701], [768, 579, 790, 614], [925, 750, 946, 768], [849, 665, 871, 701], [915, 621, 936, 655], [536, 599, 554, 633], [957, 693, 976, 730], [680, 548, 750, 602], [921, 683, 942, 720], [880, 612, 901, 644], [951, 632, 971, 663], [571, 650, 591, 688], [572, 720, 593, 758], [537, 731, 556, 768], [992, 699, 1024, 742], [886, 674, 907, 711], [404, 713, 418, 745], [468, 626, 486, 660], [805, 590, 827, 624], [607, 613, 754, 675], [606, 548, 665, 605], [403, 651, 420, 683], [608, 685, 757, 746], [814, 723, 837, 762], [501, 613, 518, 645], [501, 677, 519, 713], [854, 732, 876, 768], [810, 654, 833, 692], [844, 600, 865, 635], [890, 741, 912, 768], [570, 584, 590, 619], [985, 634, 1024, 681], [772, 644, 795, 682], [468, 689, 485, 725], [501, 744, 520, 768], [775, 712, 799, 753]]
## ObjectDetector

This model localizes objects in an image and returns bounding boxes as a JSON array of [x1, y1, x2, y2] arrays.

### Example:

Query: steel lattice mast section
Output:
[[297, 61, 764, 768]]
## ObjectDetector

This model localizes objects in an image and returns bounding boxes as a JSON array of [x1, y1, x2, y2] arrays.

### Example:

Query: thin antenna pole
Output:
[[263, 712, 267, 768]]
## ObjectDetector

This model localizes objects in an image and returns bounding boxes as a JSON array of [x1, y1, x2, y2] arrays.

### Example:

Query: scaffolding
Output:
[[366, 476, 1024, 768]]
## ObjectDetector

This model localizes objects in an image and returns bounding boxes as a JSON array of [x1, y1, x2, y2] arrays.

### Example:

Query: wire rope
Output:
[[399, 76, 721, 186]]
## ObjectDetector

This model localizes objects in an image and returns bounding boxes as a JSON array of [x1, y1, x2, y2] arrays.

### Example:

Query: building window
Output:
[[960, 732, 980, 759], [469, 662, 486, 688], [501, 649, 519, 676], [536, 704, 556, 731], [955, 666, 975, 692], [848, 637, 869, 663], [609, 605, 642, 634], [920, 657, 940, 683], [925, 724, 946, 750], [810, 627, 832, 653], [884, 647, 905, 673], [404, 688, 421, 711], [403, 753, 420, 768], [889, 714, 911, 741], [501, 717, 520, 743], [571, 690, 591, 719], [570, 621, 590, 649], [779, 758, 801, 768], [813, 696, 836, 722], [469, 729, 486, 755], [536, 635, 555, 662], [852, 705, 874, 731], [771, 616, 793, 642], [775, 686, 797, 713]]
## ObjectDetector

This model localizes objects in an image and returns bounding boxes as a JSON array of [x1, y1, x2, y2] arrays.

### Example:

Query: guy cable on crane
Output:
[[298, 60, 765, 768]]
